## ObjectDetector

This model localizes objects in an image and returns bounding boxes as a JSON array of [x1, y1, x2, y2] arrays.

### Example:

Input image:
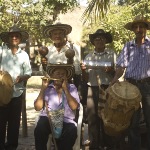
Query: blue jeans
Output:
[[128, 81, 150, 150]]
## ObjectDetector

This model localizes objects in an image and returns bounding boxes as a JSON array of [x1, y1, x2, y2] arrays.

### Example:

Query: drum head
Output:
[[111, 81, 141, 100], [0, 71, 13, 106]]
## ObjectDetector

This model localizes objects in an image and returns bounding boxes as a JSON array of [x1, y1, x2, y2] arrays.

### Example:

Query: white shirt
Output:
[[46, 42, 81, 75], [0, 46, 32, 97]]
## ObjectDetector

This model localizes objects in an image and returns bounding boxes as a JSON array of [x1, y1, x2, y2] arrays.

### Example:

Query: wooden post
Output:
[[21, 81, 28, 137]]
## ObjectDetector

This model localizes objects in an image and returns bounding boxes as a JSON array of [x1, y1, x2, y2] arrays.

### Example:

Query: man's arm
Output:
[[109, 66, 125, 86]]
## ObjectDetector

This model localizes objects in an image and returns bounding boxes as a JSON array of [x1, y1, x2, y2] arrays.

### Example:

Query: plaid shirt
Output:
[[117, 37, 150, 80]]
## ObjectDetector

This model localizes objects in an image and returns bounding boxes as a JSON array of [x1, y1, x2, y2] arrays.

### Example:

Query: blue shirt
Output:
[[117, 37, 150, 80]]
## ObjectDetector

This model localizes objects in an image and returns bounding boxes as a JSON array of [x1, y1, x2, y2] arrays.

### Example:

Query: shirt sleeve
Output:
[[69, 84, 80, 104], [22, 51, 32, 75]]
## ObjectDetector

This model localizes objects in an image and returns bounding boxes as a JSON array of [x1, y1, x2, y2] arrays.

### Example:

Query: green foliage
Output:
[[0, 0, 79, 45], [81, 0, 150, 55]]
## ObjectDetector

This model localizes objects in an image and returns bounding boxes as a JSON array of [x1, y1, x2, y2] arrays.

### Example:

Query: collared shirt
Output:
[[84, 49, 116, 86], [117, 37, 150, 80], [38, 83, 80, 126], [0, 46, 32, 97], [46, 41, 81, 75]]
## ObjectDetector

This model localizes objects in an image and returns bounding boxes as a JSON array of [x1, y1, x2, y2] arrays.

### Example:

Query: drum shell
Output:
[[0, 71, 13, 106], [101, 81, 141, 136]]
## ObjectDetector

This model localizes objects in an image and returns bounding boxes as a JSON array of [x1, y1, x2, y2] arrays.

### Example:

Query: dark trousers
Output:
[[87, 86, 100, 149], [128, 81, 150, 150], [0, 95, 23, 150], [73, 74, 81, 90], [34, 116, 77, 150]]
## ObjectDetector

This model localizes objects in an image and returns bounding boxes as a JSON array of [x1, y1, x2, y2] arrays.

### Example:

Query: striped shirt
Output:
[[117, 37, 150, 80]]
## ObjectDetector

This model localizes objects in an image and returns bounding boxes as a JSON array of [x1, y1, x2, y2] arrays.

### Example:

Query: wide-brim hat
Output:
[[43, 22, 72, 38], [46, 64, 75, 79], [0, 25, 29, 43], [89, 29, 113, 45], [124, 15, 150, 31]]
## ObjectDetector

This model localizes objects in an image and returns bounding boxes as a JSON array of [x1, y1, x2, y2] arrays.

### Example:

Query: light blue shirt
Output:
[[0, 46, 32, 97]]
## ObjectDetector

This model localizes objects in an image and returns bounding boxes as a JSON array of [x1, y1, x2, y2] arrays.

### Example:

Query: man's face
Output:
[[8, 32, 21, 46], [52, 68, 67, 85], [50, 29, 66, 44], [93, 36, 106, 49], [132, 22, 147, 39]]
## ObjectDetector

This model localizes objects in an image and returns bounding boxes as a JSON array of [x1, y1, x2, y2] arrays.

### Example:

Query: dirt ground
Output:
[[18, 76, 41, 150]]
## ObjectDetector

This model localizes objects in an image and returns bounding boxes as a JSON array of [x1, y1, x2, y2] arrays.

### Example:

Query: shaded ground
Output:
[[18, 76, 41, 150], [18, 88, 40, 150]]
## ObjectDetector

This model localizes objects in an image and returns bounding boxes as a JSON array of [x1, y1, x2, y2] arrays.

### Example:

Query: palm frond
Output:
[[81, 0, 111, 24]]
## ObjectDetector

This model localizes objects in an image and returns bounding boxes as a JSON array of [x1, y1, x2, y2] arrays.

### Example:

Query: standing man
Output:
[[81, 29, 116, 150], [110, 15, 150, 150], [0, 25, 32, 150], [39, 22, 81, 89]]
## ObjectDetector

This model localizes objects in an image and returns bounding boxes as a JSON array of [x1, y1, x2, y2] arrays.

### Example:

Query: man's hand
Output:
[[62, 78, 68, 91], [41, 77, 49, 90], [80, 62, 87, 70]]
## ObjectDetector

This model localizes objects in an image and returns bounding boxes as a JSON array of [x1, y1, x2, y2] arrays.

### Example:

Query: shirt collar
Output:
[[130, 36, 150, 47], [7, 47, 22, 54], [94, 50, 108, 55]]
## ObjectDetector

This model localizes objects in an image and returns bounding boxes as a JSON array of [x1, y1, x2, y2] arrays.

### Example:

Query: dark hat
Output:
[[43, 22, 72, 38], [124, 15, 150, 31], [0, 25, 29, 43], [46, 63, 75, 79], [89, 29, 113, 45]]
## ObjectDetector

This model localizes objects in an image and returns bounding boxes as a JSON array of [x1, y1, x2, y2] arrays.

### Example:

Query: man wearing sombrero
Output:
[[110, 15, 150, 150], [81, 29, 116, 149], [34, 64, 80, 150], [0, 25, 32, 150], [39, 22, 81, 89]]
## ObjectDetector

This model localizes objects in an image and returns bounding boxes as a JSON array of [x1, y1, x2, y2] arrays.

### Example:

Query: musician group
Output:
[[0, 14, 150, 150]]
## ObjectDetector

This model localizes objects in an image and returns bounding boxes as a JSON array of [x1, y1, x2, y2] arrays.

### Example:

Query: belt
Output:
[[126, 77, 150, 84]]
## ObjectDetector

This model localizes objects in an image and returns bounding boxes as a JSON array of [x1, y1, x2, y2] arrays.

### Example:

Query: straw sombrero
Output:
[[46, 64, 75, 79], [0, 25, 29, 43], [124, 15, 150, 31], [89, 29, 113, 45], [43, 22, 72, 38]]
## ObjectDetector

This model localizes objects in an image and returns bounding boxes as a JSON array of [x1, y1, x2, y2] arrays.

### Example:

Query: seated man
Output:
[[34, 64, 80, 150]]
